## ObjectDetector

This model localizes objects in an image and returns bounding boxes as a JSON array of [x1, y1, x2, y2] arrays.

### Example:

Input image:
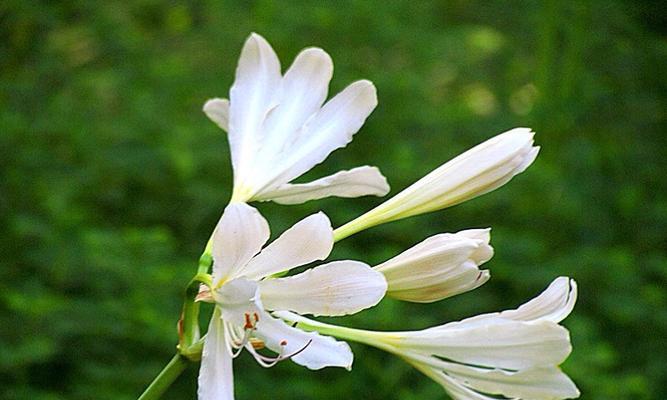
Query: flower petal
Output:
[[374, 229, 492, 303], [443, 363, 581, 400], [386, 268, 490, 304], [254, 308, 353, 370], [260, 260, 387, 316], [239, 212, 333, 280], [253, 79, 378, 195], [214, 278, 260, 327], [256, 48, 333, 160], [403, 319, 572, 370], [211, 203, 270, 284], [409, 361, 499, 400], [451, 277, 578, 328], [496, 277, 577, 323], [198, 309, 234, 400], [333, 128, 539, 238], [203, 98, 230, 132], [254, 166, 390, 205], [228, 33, 281, 197]]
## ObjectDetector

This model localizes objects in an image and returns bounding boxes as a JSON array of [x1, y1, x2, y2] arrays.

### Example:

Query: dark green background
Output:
[[2, 1, 666, 399]]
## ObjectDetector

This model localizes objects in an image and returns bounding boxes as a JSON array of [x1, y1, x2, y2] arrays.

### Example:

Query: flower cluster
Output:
[[193, 33, 579, 400]]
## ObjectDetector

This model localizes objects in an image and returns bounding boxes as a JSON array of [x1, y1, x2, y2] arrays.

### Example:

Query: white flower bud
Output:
[[373, 229, 493, 303], [334, 128, 539, 240]]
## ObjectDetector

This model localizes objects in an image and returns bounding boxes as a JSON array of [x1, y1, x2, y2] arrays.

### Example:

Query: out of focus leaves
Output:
[[1, 0, 665, 399]]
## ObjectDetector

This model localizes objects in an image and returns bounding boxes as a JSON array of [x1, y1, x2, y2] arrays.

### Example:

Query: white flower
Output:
[[197, 203, 387, 400], [204, 33, 389, 205], [334, 128, 539, 240], [278, 277, 579, 400], [373, 228, 493, 303]]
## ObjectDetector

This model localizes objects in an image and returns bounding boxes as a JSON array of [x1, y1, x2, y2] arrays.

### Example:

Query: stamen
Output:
[[249, 338, 265, 350], [246, 339, 314, 368], [243, 313, 253, 330], [285, 339, 313, 359]]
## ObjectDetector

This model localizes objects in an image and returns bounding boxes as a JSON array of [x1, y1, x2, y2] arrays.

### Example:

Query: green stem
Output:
[[138, 354, 189, 400], [179, 255, 213, 352]]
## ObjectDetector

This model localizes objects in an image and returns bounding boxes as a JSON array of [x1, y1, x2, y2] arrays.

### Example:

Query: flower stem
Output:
[[138, 354, 189, 400]]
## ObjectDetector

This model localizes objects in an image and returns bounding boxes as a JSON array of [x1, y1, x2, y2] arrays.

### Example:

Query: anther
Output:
[[249, 338, 265, 350], [243, 313, 255, 330]]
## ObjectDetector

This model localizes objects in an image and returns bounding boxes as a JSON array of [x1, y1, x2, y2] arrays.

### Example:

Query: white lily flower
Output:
[[277, 277, 579, 400], [197, 203, 387, 400], [204, 33, 390, 205], [374, 228, 493, 303], [334, 128, 539, 240]]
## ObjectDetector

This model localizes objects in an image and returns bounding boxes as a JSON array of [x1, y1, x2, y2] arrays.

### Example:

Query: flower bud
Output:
[[334, 128, 539, 240], [373, 229, 493, 303]]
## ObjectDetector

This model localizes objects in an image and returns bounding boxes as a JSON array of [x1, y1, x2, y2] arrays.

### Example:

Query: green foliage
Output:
[[1, 1, 665, 399]]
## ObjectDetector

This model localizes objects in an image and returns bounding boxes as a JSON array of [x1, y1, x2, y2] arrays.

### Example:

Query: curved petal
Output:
[[239, 212, 333, 280], [387, 267, 489, 303], [253, 79, 378, 195], [409, 361, 499, 400], [403, 320, 572, 370], [228, 33, 281, 193], [257, 48, 333, 158], [374, 230, 492, 303], [456, 229, 494, 264], [450, 277, 578, 328], [255, 166, 390, 205], [203, 98, 230, 132], [443, 363, 580, 400], [254, 308, 353, 370], [496, 277, 577, 323], [211, 203, 270, 284], [198, 309, 234, 400], [333, 128, 539, 236], [260, 260, 387, 316]]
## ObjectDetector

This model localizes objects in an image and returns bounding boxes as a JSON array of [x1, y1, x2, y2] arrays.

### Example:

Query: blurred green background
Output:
[[2, 1, 666, 399]]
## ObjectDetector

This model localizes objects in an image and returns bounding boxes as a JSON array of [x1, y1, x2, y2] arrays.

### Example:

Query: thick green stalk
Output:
[[138, 354, 189, 400]]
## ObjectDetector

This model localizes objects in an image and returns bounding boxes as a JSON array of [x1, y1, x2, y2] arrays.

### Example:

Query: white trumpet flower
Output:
[[334, 128, 539, 240], [374, 229, 493, 303], [278, 277, 579, 400], [197, 203, 387, 400], [204, 33, 390, 205]]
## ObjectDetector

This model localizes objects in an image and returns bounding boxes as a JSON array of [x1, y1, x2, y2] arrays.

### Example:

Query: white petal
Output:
[[211, 203, 270, 283], [228, 33, 281, 194], [451, 277, 578, 328], [456, 229, 494, 264], [214, 278, 260, 327], [255, 166, 390, 205], [402, 319, 572, 369], [444, 363, 581, 400], [260, 260, 387, 316], [256, 48, 333, 159], [333, 128, 538, 237], [498, 277, 577, 323], [386, 268, 490, 303], [239, 213, 333, 280], [409, 362, 499, 400], [374, 230, 492, 302], [254, 309, 353, 370], [203, 98, 230, 132], [198, 309, 234, 400], [253, 80, 378, 195]]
